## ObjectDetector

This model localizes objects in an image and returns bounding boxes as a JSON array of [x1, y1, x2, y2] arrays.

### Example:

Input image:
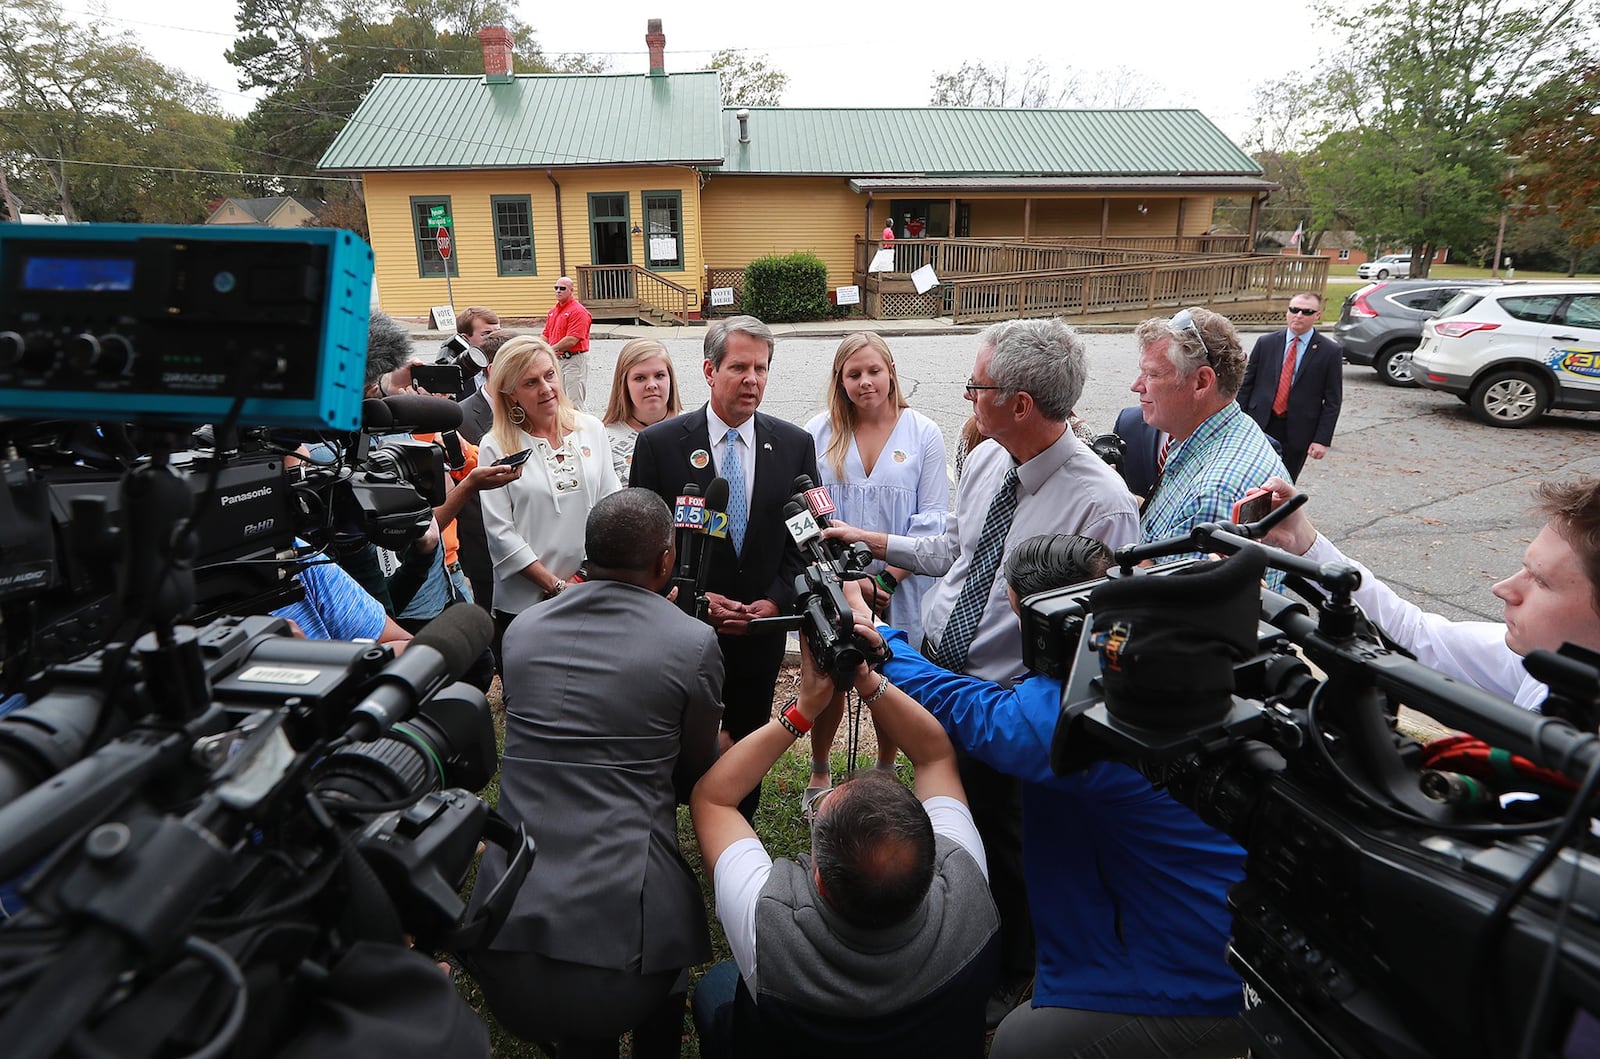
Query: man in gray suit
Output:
[[461, 488, 723, 1058]]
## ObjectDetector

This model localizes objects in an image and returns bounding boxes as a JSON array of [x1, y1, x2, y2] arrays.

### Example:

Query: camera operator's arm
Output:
[[433, 461, 520, 532], [691, 643, 837, 879], [1259, 476, 1529, 704], [847, 626, 966, 805]]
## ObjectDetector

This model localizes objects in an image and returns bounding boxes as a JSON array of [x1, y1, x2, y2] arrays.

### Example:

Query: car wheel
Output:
[[1469, 370, 1548, 428], [1375, 342, 1420, 387], [1377, 269, 1390, 279]]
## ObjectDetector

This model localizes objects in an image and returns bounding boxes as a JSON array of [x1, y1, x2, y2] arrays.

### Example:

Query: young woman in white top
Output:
[[602, 338, 683, 483], [804, 333, 949, 808]]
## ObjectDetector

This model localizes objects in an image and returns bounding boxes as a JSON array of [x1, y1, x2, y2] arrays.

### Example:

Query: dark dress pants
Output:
[[718, 628, 787, 822]]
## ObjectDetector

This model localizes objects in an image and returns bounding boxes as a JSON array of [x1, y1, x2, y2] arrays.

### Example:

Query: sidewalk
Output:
[[398, 315, 1147, 342]]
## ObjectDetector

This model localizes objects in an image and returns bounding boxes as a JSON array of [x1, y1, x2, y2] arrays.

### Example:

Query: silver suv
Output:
[[1356, 254, 1412, 280]]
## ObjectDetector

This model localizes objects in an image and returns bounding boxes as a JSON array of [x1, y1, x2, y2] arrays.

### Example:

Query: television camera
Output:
[[0, 224, 531, 1058], [1024, 500, 1600, 1059]]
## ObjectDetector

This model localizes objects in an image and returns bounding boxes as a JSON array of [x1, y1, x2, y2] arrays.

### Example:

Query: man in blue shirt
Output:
[[1132, 307, 1289, 560], [870, 535, 1250, 1059], [272, 549, 410, 649]]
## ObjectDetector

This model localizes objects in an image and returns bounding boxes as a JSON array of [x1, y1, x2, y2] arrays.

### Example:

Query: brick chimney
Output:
[[646, 19, 666, 77], [480, 25, 514, 84]]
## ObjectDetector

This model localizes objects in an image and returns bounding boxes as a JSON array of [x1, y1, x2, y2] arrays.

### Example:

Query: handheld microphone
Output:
[[793, 474, 837, 528], [672, 483, 704, 615], [782, 500, 833, 567], [690, 477, 731, 616], [379, 393, 465, 433], [361, 398, 394, 429], [346, 604, 493, 742]]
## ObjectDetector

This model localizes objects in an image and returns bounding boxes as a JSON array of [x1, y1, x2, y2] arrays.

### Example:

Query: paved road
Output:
[[420, 330, 1600, 624]]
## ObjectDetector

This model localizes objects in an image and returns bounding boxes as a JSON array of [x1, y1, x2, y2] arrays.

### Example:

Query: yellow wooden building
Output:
[[318, 23, 1276, 323]]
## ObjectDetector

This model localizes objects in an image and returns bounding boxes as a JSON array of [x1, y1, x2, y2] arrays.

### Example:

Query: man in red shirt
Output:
[[544, 275, 594, 409]]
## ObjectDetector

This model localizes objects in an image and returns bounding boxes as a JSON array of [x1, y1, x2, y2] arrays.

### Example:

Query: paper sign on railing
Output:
[[911, 264, 940, 294], [710, 287, 735, 307], [868, 248, 896, 273]]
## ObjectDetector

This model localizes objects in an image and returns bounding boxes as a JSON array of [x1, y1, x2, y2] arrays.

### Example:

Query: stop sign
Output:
[[436, 227, 452, 259]]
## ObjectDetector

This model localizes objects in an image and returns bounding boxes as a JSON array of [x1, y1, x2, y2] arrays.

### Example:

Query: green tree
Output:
[[0, 0, 243, 222], [231, 1, 600, 193], [708, 49, 787, 107], [1301, 0, 1592, 277], [1509, 63, 1600, 263]]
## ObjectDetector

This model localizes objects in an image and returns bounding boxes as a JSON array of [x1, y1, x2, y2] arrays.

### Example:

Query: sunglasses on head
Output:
[[1169, 309, 1215, 364]]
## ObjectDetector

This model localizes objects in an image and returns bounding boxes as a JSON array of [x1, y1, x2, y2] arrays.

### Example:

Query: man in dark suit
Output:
[[1236, 291, 1344, 480], [1112, 404, 1163, 500], [631, 315, 819, 820], [454, 329, 515, 614], [463, 488, 722, 1056]]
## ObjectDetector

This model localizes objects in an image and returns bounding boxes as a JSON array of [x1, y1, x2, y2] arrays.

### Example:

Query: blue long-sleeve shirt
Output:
[[881, 626, 1246, 1016]]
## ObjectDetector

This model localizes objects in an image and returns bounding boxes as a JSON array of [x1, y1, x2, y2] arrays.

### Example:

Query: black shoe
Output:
[[985, 974, 1034, 1030]]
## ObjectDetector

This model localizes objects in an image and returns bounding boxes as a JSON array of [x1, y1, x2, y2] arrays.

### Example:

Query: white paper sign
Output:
[[430, 304, 455, 330], [709, 287, 736, 307], [835, 285, 860, 306], [868, 248, 896, 273], [649, 236, 678, 262], [910, 264, 940, 294]]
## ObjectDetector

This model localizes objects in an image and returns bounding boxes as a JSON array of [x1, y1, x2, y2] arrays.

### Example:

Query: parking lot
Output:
[[430, 328, 1600, 624]]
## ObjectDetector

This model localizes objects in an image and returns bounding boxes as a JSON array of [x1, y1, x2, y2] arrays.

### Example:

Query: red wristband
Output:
[[781, 699, 813, 736]]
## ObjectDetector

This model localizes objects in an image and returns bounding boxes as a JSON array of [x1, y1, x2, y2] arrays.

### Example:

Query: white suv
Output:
[[1356, 254, 1412, 279], [1412, 284, 1600, 427]]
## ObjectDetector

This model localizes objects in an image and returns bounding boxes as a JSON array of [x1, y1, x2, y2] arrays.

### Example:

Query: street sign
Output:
[[428, 205, 450, 225], [436, 227, 452, 259]]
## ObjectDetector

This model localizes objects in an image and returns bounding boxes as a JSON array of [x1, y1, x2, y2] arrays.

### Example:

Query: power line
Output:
[[19, 155, 358, 183]]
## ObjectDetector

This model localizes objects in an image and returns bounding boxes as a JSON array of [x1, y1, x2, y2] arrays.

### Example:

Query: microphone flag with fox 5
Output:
[[691, 477, 731, 605], [672, 482, 704, 616], [378, 394, 464, 433], [794, 474, 837, 526], [347, 604, 493, 741]]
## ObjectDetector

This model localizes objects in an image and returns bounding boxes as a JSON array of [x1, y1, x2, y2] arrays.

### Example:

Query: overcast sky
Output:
[[72, 0, 1331, 150]]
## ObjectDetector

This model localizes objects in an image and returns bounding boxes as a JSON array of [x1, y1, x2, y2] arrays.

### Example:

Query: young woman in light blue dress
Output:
[[804, 333, 949, 805]]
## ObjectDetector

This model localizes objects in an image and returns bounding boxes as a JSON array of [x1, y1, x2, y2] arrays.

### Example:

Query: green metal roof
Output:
[[709, 108, 1261, 177], [318, 71, 725, 171]]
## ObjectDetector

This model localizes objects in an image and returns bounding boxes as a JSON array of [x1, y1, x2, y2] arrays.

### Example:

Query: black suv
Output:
[[1334, 279, 1500, 386]]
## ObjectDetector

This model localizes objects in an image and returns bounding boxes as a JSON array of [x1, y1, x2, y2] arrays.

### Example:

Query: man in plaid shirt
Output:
[[1130, 307, 1289, 554]]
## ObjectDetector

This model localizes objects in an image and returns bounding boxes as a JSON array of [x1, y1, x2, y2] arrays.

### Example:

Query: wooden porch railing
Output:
[[938, 255, 1328, 324], [575, 264, 694, 324], [855, 237, 1186, 278]]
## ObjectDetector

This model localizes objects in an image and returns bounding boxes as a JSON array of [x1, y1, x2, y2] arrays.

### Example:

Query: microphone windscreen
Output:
[[361, 398, 394, 429], [410, 604, 494, 679], [381, 393, 464, 432], [792, 474, 816, 493], [704, 476, 730, 512]]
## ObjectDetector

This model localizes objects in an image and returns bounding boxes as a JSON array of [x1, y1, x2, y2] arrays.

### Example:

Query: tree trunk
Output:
[[1570, 244, 1580, 277], [1413, 242, 1433, 279]]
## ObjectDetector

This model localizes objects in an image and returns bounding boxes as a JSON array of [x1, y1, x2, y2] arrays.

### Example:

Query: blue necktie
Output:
[[933, 467, 1019, 673], [724, 428, 748, 553]]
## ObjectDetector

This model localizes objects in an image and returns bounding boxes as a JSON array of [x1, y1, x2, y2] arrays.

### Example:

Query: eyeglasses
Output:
[[1170, 309, 1214, 364], [964, 378, 1005, 397], [1286, 306, 1319, 316], [553, 285, 570, 292]]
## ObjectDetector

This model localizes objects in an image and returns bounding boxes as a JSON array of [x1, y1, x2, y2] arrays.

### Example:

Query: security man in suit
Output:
[[1236, 291, 1344, 480], [1111, 405, 1163, 500], [630, 315, 820, 820]]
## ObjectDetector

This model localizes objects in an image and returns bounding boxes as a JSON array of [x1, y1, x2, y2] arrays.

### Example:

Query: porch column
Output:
[[1100, 197, 1110, 242], [1023, 198, 1032, 240], [948, 197, 957, 237], [1175, 197, 1187, 243], [1247, 195, 1262, 251]]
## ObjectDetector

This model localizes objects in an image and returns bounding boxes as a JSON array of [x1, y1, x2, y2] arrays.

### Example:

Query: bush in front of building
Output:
[[743, 252, 830, 322]]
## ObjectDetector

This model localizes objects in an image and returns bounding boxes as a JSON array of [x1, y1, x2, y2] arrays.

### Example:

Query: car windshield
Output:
[[1436, 291, 1483, 318]]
